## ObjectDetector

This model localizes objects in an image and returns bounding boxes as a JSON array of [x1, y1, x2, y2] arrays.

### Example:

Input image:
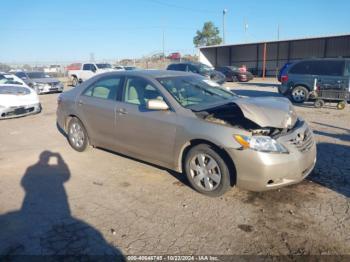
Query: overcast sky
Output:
[[1, 0, 349, 63]]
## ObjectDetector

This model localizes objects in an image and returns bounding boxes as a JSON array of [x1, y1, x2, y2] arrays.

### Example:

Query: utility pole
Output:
[[162, 28, 165, 61], [277, 24, 280, 41], [244, 19, 248, 43], [222, 9, 227, 44]]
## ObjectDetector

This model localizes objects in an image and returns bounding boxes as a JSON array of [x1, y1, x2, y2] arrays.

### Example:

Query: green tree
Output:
[[193, 22, 222, 47]]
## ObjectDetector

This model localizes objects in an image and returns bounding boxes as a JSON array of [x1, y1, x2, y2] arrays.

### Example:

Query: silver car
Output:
[[57, 70, 316, 196]]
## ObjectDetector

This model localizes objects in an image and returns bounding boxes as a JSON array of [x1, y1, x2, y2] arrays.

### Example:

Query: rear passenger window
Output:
[[83, 77, 122, 100], [312, 61, 344, 76]]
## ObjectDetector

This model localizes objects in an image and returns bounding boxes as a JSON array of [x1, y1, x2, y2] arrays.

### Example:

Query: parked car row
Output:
[[15, 71, 64, 94], [166, 62, 254, 84]]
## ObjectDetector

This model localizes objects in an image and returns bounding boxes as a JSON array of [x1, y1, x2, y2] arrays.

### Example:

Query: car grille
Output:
[[49, 82, 60, 87], [289, 128, 314, 153], [1, 107, 35, 118]]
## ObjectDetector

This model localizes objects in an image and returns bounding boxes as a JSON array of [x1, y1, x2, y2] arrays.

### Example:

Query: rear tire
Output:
[[231, 75, 238, 82], [184, 144, 231, 197], [291, 86, 309, 103], [72, 76, 79, 87], [337, 101, 346, 110], [67, 118, 89, 152]]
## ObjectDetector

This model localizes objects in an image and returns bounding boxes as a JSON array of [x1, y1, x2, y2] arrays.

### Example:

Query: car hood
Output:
[[31, 77, 60, 84], [233, 96, 298, 129], [0, 86, 39, 107], [97, 68, 115, 72]]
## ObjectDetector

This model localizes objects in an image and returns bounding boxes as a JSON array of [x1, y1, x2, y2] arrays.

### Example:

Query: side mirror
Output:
[[91, 67, 97, 73], [147, 99, 169, 111]]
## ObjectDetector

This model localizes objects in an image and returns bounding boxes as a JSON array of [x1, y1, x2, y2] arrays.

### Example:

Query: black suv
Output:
[[279, 58, 350, 103], [167, 62, 226, 84]]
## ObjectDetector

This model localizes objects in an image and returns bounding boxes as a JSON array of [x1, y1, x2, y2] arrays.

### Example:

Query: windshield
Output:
[[0, 85, 30, 95], [157, 75, 235, 109], [198, 64, 213, 74], [0, 75, 23, 85], [27, 72, 50, 79], [96, 63, 112, 69]]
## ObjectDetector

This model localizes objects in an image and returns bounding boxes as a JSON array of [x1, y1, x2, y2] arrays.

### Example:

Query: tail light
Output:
[[281, 75, 288, 83]]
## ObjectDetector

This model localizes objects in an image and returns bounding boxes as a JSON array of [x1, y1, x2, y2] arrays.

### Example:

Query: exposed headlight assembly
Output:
[[234, 135, 289, 154]]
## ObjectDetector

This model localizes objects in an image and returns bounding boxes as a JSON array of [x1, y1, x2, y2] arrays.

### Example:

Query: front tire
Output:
[[185, 144, 231, 197], [67, 118, 89, 152], [291, 86, 309, 103]]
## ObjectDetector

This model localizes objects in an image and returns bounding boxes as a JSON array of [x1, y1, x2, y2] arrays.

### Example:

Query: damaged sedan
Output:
[[57, 70, 316, 196]]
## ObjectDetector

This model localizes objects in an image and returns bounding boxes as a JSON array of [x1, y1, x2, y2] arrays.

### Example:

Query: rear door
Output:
[[76, 75, 124, 147], [313, 60, 347, 90], [115, 76, 177, 166]]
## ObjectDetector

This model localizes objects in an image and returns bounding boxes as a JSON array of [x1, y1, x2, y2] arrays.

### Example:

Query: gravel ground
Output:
[[0, 78, 349, 257]]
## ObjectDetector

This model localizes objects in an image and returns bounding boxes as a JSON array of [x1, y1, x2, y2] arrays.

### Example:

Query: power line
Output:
[[0, 26, 198, 31]]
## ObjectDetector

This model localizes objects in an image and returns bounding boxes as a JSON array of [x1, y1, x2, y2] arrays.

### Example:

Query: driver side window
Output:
[[123, 77, 164, 106]]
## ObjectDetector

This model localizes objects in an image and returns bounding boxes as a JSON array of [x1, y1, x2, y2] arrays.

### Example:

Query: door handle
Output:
[[117, 108, 127, 115], [78, 100, 84, 106]]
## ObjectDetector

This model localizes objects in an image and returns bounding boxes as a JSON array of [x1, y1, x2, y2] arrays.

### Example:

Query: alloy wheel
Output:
[[69, 122, 85, 148]]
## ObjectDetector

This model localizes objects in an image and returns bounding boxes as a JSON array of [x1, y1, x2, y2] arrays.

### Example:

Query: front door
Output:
[[82, 64, 97, 81], [76, 75, 124, 147], [115, 76, 177, 166]]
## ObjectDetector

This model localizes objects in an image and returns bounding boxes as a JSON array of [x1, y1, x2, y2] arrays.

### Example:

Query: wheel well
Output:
[[65, 115, 91, 145], [292, 84, 311, 92], [180, 139, 237, 187]]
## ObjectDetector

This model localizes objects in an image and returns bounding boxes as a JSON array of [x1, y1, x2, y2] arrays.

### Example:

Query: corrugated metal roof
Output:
[[199, 33, 350, 50]]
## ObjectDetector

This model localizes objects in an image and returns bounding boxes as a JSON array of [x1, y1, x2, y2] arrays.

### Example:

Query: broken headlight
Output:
[[234, 135, 289, 154]]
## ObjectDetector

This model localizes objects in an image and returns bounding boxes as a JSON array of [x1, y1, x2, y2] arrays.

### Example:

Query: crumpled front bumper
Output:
[[0, 103, 42, 119], [226, 121, 317, 191]]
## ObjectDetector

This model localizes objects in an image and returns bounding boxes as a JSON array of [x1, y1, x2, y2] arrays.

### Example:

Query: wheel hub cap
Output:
[[69, 123, 84, 148], [189, 154, 221, 191]]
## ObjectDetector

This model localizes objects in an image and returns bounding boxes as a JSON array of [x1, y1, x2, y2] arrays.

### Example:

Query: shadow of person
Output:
[[0, 151, 125, 259]]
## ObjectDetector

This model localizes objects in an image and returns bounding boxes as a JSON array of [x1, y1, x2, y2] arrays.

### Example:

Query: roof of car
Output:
[[104, 69, 195, 78]]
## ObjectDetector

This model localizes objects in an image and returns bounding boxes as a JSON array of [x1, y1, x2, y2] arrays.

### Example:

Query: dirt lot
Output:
[[0, 78, 349, 257]]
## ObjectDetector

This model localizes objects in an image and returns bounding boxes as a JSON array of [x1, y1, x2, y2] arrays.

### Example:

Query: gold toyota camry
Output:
[[57, 70, 316, 196]]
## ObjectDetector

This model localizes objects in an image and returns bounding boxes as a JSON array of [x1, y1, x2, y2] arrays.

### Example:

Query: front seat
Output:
[[126, 80, 145, 105]]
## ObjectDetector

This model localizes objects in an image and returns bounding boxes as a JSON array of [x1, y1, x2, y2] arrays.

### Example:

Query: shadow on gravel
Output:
[[309, 142, 350, 198], [312, 122, 350, 142], [0, 151, 125, 260]]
